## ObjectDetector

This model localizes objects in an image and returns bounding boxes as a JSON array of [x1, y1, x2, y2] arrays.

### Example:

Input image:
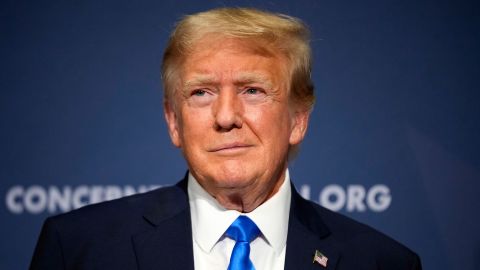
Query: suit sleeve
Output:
[[29, 217, 65, 270]]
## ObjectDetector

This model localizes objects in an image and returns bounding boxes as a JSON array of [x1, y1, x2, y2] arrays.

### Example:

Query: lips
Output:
[[208, 142, 253, 152]]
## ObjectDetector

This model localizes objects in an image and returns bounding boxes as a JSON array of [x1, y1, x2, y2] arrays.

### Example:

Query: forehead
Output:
[[180, 36, 289, 84], [190, 34, 278, 58]]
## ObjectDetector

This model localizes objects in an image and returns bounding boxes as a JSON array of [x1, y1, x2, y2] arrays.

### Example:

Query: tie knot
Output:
[[226, 216, 260, 243]]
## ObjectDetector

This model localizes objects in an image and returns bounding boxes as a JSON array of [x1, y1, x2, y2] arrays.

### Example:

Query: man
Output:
[[30, 7, 421, 270]]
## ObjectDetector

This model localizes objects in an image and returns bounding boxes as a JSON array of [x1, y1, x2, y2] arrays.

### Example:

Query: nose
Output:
[[213, 89, 243, 131]]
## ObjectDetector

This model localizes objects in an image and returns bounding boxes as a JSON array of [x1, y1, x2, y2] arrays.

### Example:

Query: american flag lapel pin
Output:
[[313, 250, 328, 267]]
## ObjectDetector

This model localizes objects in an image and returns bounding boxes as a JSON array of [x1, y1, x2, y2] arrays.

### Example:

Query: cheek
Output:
[[245, 103, 287, 122], [246, 105, 293, 140], [179, 107, 212, 143]]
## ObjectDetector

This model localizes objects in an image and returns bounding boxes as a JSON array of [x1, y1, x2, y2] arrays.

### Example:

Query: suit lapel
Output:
[[132, 178, 194, 270], [285, 186, 341, 270]]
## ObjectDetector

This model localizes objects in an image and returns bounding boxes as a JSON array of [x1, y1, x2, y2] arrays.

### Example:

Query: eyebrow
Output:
[[234, 72, 274, 90], [183, 72, 274, 90], [183, 74, 217, 89]]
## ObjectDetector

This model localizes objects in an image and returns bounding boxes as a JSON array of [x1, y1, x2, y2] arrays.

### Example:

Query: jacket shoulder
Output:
[[49, 183, 187, 229], [30, 184, 189, 269], [300, 196, 421, 269]]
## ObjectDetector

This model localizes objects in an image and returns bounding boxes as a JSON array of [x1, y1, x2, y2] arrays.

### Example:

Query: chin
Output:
[[209, 168, 258, 190], [193, 159, 262, 188], [215, 177, 255, 189]]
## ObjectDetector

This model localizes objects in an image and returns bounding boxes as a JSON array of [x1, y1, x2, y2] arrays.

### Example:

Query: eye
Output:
[[244, 88, 260, 95], [192, 89, 207, 96], [187, 88, 214, 107]]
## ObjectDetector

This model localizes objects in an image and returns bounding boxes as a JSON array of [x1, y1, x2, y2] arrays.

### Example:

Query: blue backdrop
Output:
[[1, 0, 479, 269]]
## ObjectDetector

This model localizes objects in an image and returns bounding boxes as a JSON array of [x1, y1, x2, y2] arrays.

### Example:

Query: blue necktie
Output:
[[226, 215, 260, 270]]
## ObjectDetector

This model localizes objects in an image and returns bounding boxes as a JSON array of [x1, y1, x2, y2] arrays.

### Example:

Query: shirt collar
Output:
[[188, 170, 291, 256]]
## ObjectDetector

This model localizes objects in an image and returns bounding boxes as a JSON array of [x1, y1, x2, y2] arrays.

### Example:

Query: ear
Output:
[[289, 110, 310, 145], [164, 100, 182, 148]]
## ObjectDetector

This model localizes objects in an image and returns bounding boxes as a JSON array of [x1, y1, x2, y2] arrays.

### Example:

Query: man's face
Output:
[[164, 37, 309, 204]]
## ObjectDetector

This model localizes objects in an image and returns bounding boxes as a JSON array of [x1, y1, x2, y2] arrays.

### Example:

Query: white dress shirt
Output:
[[188, 170, 292, 270]]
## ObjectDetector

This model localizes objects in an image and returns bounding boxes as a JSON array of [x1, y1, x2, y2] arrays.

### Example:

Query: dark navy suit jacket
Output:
[[30, 177, 421, 269]]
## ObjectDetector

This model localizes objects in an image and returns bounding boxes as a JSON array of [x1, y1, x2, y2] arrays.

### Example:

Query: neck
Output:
[[210, 170, 286, 213]]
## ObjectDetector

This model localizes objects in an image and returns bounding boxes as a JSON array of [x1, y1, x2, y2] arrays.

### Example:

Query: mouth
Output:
[[208, 143, 253, 153]]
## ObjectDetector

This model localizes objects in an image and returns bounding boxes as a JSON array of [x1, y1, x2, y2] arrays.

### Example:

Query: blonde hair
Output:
[[162, 7, 315, 111]]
